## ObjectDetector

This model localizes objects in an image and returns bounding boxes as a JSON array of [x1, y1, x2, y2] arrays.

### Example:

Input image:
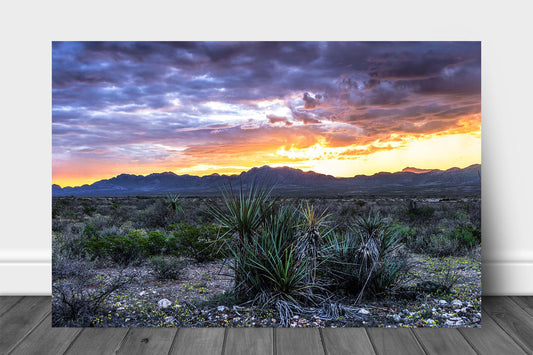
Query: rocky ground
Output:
[[80, 249, 481, 328]]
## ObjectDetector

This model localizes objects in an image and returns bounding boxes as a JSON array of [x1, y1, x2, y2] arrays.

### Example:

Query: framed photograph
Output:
[[52, 41, 481, 328]]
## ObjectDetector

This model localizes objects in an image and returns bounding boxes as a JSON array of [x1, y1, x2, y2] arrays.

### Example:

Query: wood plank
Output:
[[224, 328, 273, 355], [0, 296, 22, 317], [483, 296, 533, 353], [170, 328, 225, 355], [0, 296, 50, 353], [510, 296, 533, 317], [275, 328, 324, 355], [117, 327, 177, 355], [413, 329, 476, 355], [459, 310, 527, 355], [321, 328, 375, 355], [366, 328, 424, 355], [9, 313, 82, 355], [65, 328, 129, 355]]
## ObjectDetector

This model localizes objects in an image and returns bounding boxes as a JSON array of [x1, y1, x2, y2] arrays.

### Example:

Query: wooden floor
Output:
[[1, 297, 532, 354]]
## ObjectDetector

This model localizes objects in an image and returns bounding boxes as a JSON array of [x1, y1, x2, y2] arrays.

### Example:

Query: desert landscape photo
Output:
[[52, 41, 481, 328]]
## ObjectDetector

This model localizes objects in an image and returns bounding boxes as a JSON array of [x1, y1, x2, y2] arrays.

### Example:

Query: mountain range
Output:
[[52, 164, 481, 197]]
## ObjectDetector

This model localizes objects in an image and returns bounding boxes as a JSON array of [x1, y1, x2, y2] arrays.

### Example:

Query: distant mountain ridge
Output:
[[52, 164, 481, 197]]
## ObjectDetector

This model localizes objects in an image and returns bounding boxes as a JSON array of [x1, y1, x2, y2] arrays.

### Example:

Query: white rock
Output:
[[451, 300, 463, 308], [358, 308, 370, 315], [455, 319, 465, 326], [393, 315, 402, 322], [445, 320, 456, 327], [164, 316, 176, 324], [426, 318, 436, 325], [158, 298, 172, 308], [139, 291, 147, 296], [217, 306, 226, 312], [438, 300, 448, 306]]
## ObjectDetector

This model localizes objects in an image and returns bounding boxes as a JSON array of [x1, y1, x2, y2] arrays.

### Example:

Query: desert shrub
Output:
[[81, 200, 97, 216], [134, 200, 174, 229], [86, 228, 171, 266], [84, 223, 99, 239], [169, 222, 224, 262], [324, 213, 410, 298], [355, 199, 366, 207], [52, 198, 71, 219], [87, 231, 145, 266], [405, 233, 461, 257], [448, 225, 481, 247], [52, 256, 92, 282], [55, 223, 96, 259], [142, 231, 168, 256], [52, 266, 137, 327], [148, 256, 185, 280], [406, 205, 435, 220], [406, 224, 480, 257]]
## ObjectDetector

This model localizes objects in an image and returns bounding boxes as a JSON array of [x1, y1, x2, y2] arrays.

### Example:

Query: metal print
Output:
[[52, 42, 481, 328]]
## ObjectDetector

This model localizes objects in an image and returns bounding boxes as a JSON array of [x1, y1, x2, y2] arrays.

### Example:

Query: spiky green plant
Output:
[[165, 193, 184, 215], [207, 181, 275, 298], [208, 181, 274, 242], [298, 201, 331, 284], [325, 212, 410, 298]]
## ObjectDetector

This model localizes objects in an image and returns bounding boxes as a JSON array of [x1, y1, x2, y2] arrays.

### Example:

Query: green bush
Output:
[[87, 234, 145, 266], [86, 228, 172, 266], [448, 225, 481, 247], [148, 256, 185, 280], [142, 231, 167, 256], [169, 222, 223, 262]]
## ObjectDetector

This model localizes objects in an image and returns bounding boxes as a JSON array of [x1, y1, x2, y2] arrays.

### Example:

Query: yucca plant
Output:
[[208, 181, 274, 242], [207, 180, 275, 298], [298, 201, 331, 284], [325, 212, 410, 298], [165, 193, 184, 215]]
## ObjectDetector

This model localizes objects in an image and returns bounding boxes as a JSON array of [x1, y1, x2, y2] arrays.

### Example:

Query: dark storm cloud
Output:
[[267, 114, 293, 126], [52, 41, 480, 160]]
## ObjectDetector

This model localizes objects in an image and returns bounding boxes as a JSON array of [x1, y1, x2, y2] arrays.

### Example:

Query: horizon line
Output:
[[52, 162, 481, 189]]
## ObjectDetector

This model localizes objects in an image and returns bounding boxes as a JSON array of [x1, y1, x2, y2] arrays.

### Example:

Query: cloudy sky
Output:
[[52, 41, 480, 187]]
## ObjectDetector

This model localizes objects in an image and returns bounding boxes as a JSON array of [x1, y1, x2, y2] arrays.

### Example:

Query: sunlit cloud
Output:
[[52, 41, 480, 187]]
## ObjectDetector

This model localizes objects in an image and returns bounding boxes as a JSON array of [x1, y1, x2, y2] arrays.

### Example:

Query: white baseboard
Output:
[[482, 261, 533, 295], [0, 262, 51, 295], [1, 260, 532, 295]]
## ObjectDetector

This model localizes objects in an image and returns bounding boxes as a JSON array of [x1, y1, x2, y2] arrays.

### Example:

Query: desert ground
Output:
[[52, 193, 481, 328]]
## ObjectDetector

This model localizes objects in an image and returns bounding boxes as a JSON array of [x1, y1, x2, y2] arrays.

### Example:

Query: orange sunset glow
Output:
[[53, 42, 481, 188]]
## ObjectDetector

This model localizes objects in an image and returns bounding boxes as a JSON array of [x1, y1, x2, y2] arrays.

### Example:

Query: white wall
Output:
[[1, 0, 532, 295]]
